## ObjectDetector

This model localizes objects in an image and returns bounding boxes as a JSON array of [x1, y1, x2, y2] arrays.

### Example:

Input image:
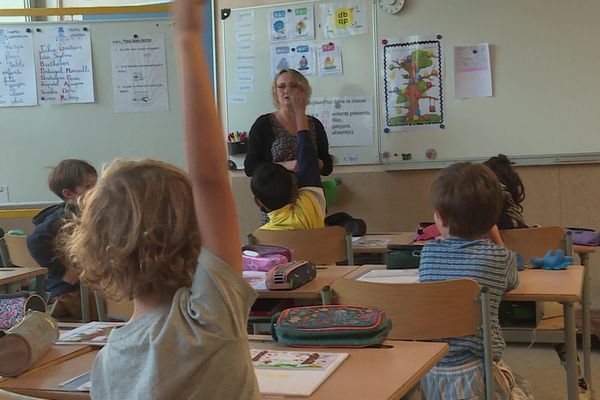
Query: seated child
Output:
[[250, 92, 325, 231], [27, 159, 97, 319], [419, 162, 532, 400], [484, 154, 527, 230], [64, 1, 259, 398]]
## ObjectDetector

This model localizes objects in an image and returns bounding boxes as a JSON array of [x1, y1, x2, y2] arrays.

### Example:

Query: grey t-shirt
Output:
[[91, 248, 260, 400]]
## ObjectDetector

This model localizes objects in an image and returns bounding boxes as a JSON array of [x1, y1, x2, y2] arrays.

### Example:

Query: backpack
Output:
[[325, 212, 367, 237]]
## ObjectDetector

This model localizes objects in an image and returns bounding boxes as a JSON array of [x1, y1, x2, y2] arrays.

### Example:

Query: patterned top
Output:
[[419, 237, 519, 366], [498, 184, 528, 229], [269, 113, 318, 163]]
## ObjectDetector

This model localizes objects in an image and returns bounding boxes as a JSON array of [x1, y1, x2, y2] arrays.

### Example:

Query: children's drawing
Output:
[[381, 35, 444, 130], [250, 349, 340, 369]]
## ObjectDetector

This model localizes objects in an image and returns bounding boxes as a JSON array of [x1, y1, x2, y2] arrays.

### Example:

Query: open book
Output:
[[57, 322, 125, 346], [251, 349, 348, 396]]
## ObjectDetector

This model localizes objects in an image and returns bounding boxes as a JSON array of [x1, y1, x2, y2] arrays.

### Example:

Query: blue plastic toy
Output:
[[530, 249, 573, 270]]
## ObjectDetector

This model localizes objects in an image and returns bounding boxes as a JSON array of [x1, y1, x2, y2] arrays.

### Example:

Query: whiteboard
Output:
[[0, 18, 183, 204], [220, 1, 380, 168], [376, 0, 600, 167]]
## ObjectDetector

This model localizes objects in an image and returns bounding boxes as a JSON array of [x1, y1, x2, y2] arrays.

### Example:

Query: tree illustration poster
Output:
[[380, 34, 444, 131]]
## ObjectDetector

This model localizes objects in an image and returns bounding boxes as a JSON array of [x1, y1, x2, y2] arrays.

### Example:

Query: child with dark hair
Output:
[[484, 154, 527, 229], [27, 159, 97, 319], [419, 162, 532, 400], [250, 81, 325, 231]]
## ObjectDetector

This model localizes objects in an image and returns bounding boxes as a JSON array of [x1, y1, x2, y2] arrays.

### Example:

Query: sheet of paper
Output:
[[0, 27, 37, 107], [353, 238, 389, 248], [35, 25, 94, 103], [307, 96, 373, 147], [379, 34, 444, 131], [318, 41, 343, 77], [320, 0, 368, 39], [243, 270, 267, 290], [454, 43, 493, 98], [59, 371, 91, 392], [356, 268, 419, 284], [111, 34, 169, 113]]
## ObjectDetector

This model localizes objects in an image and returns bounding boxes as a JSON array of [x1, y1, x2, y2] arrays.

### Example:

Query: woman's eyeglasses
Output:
[[276, 82, 300, 91]]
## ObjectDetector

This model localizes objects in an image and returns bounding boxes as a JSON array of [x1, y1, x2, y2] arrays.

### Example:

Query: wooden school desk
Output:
[[253, 265, 359, 300], [0, 267, 47, 294], [346, 265, 585, 400], [0, 338, 448, 400]]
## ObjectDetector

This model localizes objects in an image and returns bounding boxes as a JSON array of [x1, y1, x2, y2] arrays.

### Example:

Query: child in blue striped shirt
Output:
[[419, 162, 532, 400]]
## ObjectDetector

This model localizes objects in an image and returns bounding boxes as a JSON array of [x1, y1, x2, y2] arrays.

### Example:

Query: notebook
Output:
[[57, 322, 125, 346], [251, 349, 348, 397], [356, 268, 419, 284]]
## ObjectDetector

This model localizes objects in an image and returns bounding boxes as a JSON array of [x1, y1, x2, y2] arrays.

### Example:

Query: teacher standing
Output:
[[244, 68, 333, 177]]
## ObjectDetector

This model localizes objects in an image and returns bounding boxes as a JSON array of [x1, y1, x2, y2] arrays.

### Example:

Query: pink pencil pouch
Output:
[[242, 245, 292, 272]]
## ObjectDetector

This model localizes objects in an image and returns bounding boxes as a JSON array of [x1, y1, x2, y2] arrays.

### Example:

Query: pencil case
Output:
[[0, 293, 47, 330], [0, 310, 58, 376], [242, 245, 292, 272], [566, 227, 600, 246], [266, 261, 316, 290], [272, 305, 391, 347], [415, 223, 440, 241]]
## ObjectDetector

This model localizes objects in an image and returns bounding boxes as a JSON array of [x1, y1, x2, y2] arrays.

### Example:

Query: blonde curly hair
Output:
[[64, 159, 200, 302]]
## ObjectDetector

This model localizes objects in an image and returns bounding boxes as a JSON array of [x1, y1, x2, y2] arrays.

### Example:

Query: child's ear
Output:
[[62, 188, 76, 202], [254, 196, 269, 213]]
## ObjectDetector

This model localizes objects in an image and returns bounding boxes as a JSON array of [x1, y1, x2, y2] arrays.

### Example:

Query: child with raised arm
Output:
[[250, 80, 325, 231], [65, 1, 259, 398], [419, 162, 532, 400]]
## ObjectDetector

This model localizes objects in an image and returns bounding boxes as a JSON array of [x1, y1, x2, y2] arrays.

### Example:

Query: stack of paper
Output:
[[57, 322, 125, 346]]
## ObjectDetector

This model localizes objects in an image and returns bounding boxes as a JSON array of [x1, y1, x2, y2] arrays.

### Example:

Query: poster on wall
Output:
[[271, 43, 315, 77], [320, 0, 368, 39], [269, 5, 315, 43], [34, 25, 94, 104], [111, 34, 169, 113], [307, 96, 373, 147], [318, 41, 343, 77], [0, 27, 37, 107], [380, 34, 444, 132], [454, 43, 492, 98]]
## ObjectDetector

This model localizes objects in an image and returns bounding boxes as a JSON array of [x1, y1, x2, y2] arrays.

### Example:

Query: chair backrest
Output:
[[330, 278, 482, 340], [251, 226, 353, 265], [500, 225, 572, 262], [4, 234, 41, 268], [329, 277, 494, 398]]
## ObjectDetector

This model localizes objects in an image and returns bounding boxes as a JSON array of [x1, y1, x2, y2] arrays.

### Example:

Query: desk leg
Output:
[[579, 252, 592, 391], [564, 302, 579, 400]]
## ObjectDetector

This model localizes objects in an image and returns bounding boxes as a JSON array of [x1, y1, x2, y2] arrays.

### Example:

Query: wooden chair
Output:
[[500, 225, 573, 261], [250, 226, 354, 265], [326, 278, 495, 399], [500, 226, 573, 343], [4, 233, 92, 322]]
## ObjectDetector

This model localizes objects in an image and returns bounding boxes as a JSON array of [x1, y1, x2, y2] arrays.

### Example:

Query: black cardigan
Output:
[[244, 113, 333, 177]]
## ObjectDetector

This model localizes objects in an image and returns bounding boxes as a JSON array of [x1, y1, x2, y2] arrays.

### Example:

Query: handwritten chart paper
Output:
[[0, 27, 37, 107], [111, 34, 168, 113], [35, 25, 94, 104], [454, 43, 492, 98]]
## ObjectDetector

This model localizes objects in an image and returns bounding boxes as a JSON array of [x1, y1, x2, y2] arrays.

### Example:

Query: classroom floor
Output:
[[503, 337, 600, 400]]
